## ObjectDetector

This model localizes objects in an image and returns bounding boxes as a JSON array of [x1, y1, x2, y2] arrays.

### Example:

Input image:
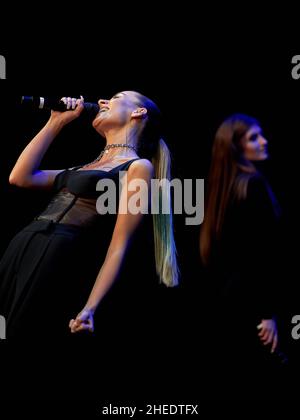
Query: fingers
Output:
[[257, 320, 279, 353], [257, 324, 268, 339], [263, 329, 274, 346], [72, 322, 94, 333], [78, 95, 84, 105], [70, 322, 94, 333], [61, 97, 73, 110], [71, 323, 88, 333], [61, 96, 85, 111], [69, 311, 94, 334], [74, 95, 84, 115], [258, 327, 271, 343], [259, 328, 269, 341], [70, 317, 82, 333], [271, 333, 278, 353]]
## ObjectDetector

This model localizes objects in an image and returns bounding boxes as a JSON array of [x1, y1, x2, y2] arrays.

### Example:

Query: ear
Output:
[[131, 107, 148, 119]]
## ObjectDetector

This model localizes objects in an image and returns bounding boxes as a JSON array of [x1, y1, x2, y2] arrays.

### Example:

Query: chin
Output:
[[92, 117, 99, 128], [250, 154, 268, 162], [92, 118, 103, 134], [260, 153, 269, 160]]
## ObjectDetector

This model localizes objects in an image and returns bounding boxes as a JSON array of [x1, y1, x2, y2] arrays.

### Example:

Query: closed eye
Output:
[[111, 92, 125, 100], [249, 134, 258, 141]]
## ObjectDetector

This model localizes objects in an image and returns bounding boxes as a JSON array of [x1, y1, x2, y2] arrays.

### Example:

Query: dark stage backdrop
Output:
[[1, 39, 300, 411]]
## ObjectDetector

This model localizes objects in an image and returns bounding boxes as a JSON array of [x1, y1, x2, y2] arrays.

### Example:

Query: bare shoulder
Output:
[[128, 159, 154, 178]]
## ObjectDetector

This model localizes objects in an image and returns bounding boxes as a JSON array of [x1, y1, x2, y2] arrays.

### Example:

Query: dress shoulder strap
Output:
[[118, 158, 141, 171]]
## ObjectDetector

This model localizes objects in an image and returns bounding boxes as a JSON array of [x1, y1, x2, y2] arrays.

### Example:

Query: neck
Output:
[[237, 157, 256, 173], [103, 129, 139, 160], [102, 147, 138, 160], [105, 126, 134, 145]]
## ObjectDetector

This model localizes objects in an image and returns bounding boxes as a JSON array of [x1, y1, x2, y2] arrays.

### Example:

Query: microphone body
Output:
[[21, 96, 100, 117]]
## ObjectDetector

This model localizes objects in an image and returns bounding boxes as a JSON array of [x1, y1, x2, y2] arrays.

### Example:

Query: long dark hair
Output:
[[200, 113, 260, 266]]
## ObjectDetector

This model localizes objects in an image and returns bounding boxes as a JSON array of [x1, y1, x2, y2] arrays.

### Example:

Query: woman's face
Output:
[[92, 91, 139, 135], [242, 125, 268, 161]]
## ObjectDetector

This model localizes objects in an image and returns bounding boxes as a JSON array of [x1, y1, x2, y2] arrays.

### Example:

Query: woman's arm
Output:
[[69, 159, 154, 333], [9, 97, 84, 190], [246, 175, 281, 353]]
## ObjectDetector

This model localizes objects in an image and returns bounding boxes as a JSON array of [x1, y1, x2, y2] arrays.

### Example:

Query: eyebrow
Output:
[[248, 130, 262, 140], [113, 92, 126, 97], [249, 127, 262, 135]]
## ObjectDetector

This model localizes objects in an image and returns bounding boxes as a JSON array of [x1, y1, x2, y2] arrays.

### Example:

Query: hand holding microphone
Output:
[[21, 95, 100, 125], [21, 95, 100, 128], [49, 96, 85, 126], [21, 95, 99, 113]]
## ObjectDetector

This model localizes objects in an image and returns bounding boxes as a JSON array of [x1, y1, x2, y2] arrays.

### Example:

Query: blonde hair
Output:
[[131, 91, 179, 287], [151, 139, 179, 287]]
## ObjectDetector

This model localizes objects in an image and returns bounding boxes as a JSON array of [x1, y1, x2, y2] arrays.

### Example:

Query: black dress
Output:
[[0, 158, 156, 338], [213, 173, 281, 316], [201, 173, 284, 381]]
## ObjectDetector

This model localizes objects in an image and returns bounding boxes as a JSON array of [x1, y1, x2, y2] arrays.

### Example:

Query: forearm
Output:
[[84, 246, 127, 313], [9, 118, 64, 183]]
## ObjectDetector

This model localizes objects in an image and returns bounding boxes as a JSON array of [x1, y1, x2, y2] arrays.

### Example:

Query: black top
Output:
[[36, 158, 141, 228], [35, 156, 158, 292], [209, 173, 281, 320], [0, 157, 158, 338]]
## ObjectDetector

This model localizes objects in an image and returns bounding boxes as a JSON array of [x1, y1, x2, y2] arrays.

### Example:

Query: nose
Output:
[[259, 135, 268, 146], [98, 99, 109, 108]]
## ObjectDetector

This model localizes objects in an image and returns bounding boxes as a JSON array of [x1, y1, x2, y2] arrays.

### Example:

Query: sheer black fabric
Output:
[[0, 158, 158, 338]]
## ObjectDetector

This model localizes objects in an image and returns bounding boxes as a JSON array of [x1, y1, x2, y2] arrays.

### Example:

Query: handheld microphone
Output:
[[20, 96, 100, 117]]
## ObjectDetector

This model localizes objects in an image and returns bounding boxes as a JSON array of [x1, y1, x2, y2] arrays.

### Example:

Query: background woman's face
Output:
[[242, 125, 268, 161]]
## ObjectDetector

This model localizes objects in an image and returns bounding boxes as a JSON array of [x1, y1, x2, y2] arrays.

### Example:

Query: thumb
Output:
[[74, 95, 85, 116]]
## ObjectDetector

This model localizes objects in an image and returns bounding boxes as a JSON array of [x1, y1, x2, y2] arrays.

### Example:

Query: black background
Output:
[[1, 13, 300, 414]]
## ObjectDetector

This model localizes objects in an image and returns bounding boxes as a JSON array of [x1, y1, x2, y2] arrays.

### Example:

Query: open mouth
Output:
[[99, 107, 110, 113]]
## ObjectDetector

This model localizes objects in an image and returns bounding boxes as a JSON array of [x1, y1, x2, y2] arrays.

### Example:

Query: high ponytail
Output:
[[131, 91, 179, 287], [151, 139, 179, 287]]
